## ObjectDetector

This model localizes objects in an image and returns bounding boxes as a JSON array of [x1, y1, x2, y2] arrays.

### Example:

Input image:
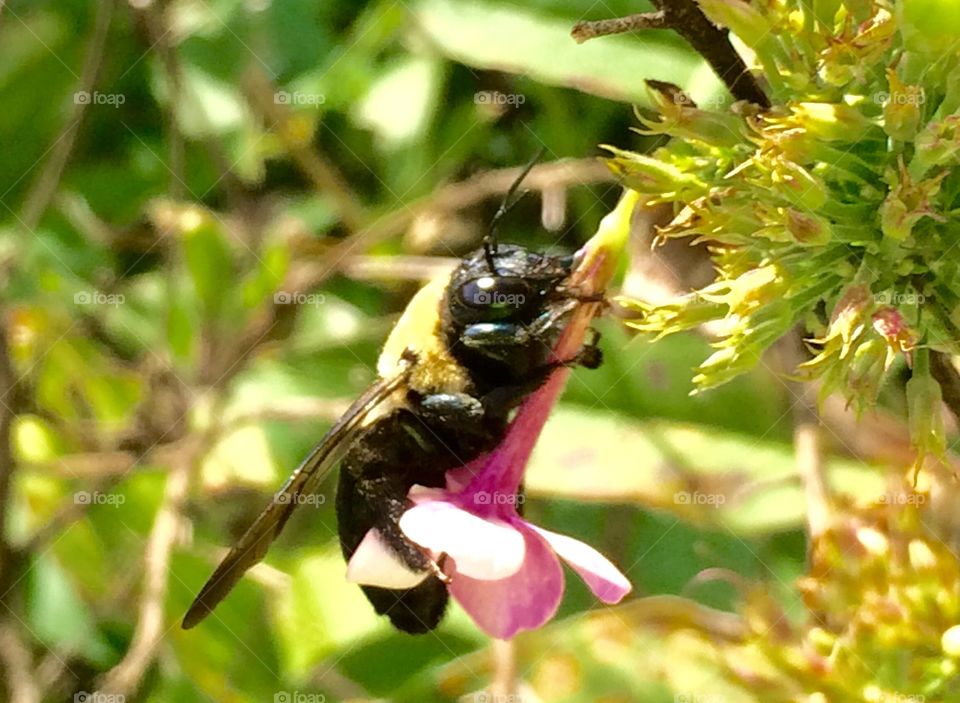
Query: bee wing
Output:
[[182, 366, 411, 629]]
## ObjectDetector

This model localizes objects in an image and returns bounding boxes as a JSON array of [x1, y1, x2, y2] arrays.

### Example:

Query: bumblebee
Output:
[[183, 163, 604, 633]]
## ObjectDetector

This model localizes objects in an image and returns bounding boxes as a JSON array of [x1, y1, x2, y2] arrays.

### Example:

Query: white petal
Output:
[[529, 525, 632, 603], [399, 502, 525, 580], [345, 528, 430, 589]]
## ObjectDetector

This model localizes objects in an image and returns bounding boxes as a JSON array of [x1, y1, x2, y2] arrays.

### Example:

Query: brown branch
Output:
[[129, 1, 250, 207], [782, 330, 831, 539], [20, 0, 115, 229], [618, 594, 747, 641], [341, 254, 459, 282], [571, 11, 666, 42], [96, 445, 193, 697], [0, 306, 38, 703], [931, 352, 960, 424], [0, 316, 17, 589], [571, 0, 770, 107], [136, 1, 186, 198], [292, 158, 613, 289], [21, 390, 345, 553], [0, 623, 39, 703], [215, 158, 612, 384]]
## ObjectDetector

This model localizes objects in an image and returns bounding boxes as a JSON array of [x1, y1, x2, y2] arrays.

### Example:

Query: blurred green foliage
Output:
[[0, 1, 908, 702]]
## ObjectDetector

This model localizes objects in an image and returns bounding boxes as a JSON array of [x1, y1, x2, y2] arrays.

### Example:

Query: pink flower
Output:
[[346, 191, 638, 638], [396, 368, 632, 638]]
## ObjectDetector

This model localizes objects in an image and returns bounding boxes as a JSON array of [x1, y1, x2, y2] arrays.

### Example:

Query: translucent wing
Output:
[[182, 366, 411, 629]]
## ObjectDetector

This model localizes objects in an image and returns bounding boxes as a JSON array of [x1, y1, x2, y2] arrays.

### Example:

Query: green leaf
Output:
[[27, 554, 114, 665], [414, 0, 726, 106], [528, 406, 885, 534], [272, 546, 385, 676], [352, 55, 444, 149], [181, 215, 234, 320]]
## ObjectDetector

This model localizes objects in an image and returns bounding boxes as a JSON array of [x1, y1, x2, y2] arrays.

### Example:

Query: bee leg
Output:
[[417, 392, 485, 430], [570, 327, 603, 369], [479, 326, 603, 411], [430, 553, 452, 584], [349, 474, 437, 572], [460, 321, 536, 365]]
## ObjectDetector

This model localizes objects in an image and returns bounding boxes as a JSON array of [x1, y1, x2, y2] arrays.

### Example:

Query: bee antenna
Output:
[[484, 147, 546, 271]]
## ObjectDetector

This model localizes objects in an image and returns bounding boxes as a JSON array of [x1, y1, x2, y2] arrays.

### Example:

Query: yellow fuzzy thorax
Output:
[[376, 276, 472, 397]]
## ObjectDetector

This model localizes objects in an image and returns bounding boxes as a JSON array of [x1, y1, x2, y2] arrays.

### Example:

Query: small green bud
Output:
[[882, 69, 924, 141], [791, 102, 874, 141], [785, 208, 833, 245], [880, 163, 947, 241], [912, 116, 960, 175], [603, 146, 707, 198]]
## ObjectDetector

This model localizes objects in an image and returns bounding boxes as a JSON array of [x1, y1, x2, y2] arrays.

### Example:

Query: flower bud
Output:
[[603, 146, 706, 197], [880, 164, 947, 241], [913, 116, 960, 175], [785, 208, 832, 245], [872, 306, 918, 364], [882, 69, 923, 141], [792, 102, 874, 142]]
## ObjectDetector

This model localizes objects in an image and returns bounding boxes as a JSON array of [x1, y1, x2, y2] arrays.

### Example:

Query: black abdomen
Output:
[[336, 403, 506, 633]]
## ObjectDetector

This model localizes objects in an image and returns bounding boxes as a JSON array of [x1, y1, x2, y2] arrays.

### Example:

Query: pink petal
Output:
[[449, 526, 563, 639], [399, 501, 525, 580], [528, 525, 632, 603], [345, 528, 431, 589]]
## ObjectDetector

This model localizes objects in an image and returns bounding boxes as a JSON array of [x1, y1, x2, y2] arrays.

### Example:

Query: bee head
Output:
[[438, 150, 586, 383], [445, 244, 574, 326]]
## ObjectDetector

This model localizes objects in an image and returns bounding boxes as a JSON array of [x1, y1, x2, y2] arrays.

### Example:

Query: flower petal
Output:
[[345, 528, 430, 589], [449, 526, 563, 639], [399, 501, 525, 580], [528, 524, 632, 603]]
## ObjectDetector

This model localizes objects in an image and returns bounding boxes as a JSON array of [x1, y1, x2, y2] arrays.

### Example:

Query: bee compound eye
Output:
[[459, 276, 534, 314]]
